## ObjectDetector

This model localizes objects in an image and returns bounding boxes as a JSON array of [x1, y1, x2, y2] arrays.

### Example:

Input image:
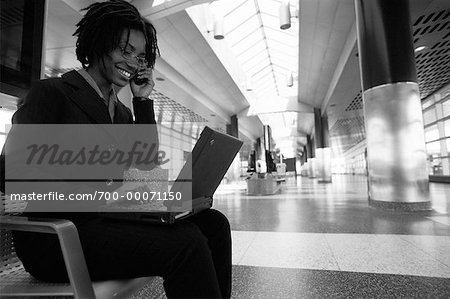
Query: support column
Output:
[[301, 145, 308, 176], [303, 145, 308, 162], [263, 125, 275, 172], [322, 113, 330, 148], [226, 115, 240, 182], [314, 108, 332, 182], [306, 135, 313, 159], [355, 0, 430, 210], [306, 135, 316, 178], [314, 108, 324, 149], [226, 115, 239, 138]]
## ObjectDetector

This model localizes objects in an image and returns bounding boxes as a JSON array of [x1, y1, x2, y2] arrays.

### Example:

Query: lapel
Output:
[[114, 102, 131, 124], [62, 70, 112, 124]]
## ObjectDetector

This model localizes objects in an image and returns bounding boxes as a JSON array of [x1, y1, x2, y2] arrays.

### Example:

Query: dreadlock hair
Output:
[[73, 0, 159, 69]]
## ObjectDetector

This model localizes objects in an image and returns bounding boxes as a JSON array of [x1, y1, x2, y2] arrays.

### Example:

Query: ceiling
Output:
[[5, 0, 450, 159], [209, 0, 299, 101], [185, 0, 302, 156]]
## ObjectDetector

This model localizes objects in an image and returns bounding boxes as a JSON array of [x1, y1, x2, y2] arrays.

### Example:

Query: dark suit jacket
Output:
[[14, 70, 156, 125], [1, 70, 159, 221]]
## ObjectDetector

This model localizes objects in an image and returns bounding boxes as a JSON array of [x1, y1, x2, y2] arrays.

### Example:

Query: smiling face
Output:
[[89, 28, 146, 89]]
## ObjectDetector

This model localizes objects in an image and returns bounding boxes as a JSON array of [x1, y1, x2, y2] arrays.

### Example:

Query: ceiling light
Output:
[[245, 74, 253, 91], [414, 46, 427, 53], [279, 0, 291, 30], [290, 2, 299, 19], [286, 72, 293, 87], [213, 16, 224, 40]]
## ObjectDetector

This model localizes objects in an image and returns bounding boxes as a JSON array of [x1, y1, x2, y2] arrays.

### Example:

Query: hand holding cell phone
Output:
[[133, 70, 148, 85], [131, 68, 154, 98]]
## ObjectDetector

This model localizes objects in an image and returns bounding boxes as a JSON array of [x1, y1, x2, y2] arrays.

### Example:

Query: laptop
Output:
[[100, 126, 243, 224]]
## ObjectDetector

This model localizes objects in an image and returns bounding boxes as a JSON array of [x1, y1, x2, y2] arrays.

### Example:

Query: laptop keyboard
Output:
[[106, 201, 168, 211]]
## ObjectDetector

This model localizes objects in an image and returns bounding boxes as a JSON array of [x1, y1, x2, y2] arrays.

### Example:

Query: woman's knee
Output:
[[177, 223, 210, 252], [202, 209, 231, 233], [165, 226, 211, 272]]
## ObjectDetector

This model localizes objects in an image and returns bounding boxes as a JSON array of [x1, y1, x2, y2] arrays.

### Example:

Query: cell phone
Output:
[[132, 72, 148, 85]]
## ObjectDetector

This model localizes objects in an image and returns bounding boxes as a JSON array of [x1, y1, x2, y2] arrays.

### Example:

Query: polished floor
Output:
[[132, 175, 450, 298]]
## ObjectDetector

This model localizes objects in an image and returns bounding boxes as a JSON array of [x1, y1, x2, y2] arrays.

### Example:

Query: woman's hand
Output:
[[130, 67, 154, 98]]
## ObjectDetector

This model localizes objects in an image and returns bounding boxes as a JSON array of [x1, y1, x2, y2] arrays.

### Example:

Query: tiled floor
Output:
[[133, 175, 450, 298], [231, 231, 450, 278]]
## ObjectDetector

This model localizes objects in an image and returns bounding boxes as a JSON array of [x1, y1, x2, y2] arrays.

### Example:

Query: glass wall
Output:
[[330, 82, 450, 179], [0, 108, 15, 150], [422, 83, 450, 177], [159, 124, 198, 181]]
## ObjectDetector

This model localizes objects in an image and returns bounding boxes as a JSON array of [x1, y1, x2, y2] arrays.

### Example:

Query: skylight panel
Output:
[[264, 29, 298, 47], [274, 77, 286, 87], [225, 17, 260, 45], [257, 0, 281, 17], [260, 13, 280, 29], [248, 61, 272, 75], [230, 29, 264, 53], [272, 63, 291, 73], [255, 90, 277, 100], [266, 38, 297, 51], [241, 51, 270, 71], [271, 56, 296, 69], [225, 13, 256, 35], [251, 66, 273, 79], [269, 47, 296, 59], [213, 0, 248, 17], [224, 0, 256, 30], [273, 66, 286, 74], [266, 40, 297, 56], [254, 91, 276, 100], [237, 42, 267, 64], [253, 77, 276, 89], [228, 28, 263, 49], [253, 80, 274, 90], [255, 87, 277, 97], [273, 72, 287, 81], [254, 72, 275, 83], [264, 25, 298, 38]]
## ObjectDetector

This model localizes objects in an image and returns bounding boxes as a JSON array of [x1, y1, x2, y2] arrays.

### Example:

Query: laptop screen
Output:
[[171, 126, 243, 199]]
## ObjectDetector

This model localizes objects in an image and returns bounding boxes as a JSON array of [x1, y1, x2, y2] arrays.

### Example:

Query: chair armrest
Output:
[[0, 216, 96, 299], [0, 216, 74, 234]]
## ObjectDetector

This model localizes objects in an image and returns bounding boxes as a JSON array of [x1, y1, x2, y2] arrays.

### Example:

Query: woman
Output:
[[5, 1, 231, 298]]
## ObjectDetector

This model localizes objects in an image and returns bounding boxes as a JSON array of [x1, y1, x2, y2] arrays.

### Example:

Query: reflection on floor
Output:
[[132, 175, 450, 298]]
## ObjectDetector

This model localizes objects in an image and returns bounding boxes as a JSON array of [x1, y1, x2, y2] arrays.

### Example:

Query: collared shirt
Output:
[[77, 68, 117, 122]]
